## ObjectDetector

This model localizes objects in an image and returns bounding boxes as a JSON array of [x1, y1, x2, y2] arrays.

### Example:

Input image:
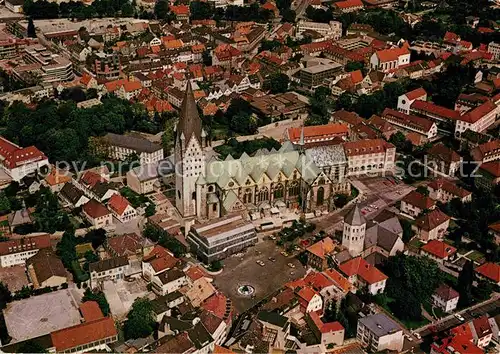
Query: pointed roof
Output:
[[344, 204, 365, 226], [177, 81, 202, 143]]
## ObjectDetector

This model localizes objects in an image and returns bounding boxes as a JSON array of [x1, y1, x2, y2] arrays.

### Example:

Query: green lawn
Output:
[[409, 238, 424, 249], [120, 187, 150, 208], [401, 318, 430, 330], [466, 250, 485, 262]]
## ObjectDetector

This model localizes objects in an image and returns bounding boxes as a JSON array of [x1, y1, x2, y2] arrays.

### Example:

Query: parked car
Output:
[[256, 260, 265, 266], [454, 314, 465, 322], [268, 257, 276, 262], [287, 263, 295, 268]]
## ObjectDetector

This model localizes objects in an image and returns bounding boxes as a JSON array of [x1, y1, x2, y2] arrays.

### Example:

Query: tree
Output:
[[264, 73, 289, 94], [0, 191, 11, 216], [83, 228, 107, 249], [416, 185, 429, 196], [0, 282, 12, 309], [457, 260, 474, 307], [27, 18, 36, 38], [124, 298, 156, 339], [82, 288, 110, 316], [345, 61, 364, 72], [154, 0, 170, 19], [17, 341, 47, 353], [145, 204, 156, 217], [401, 219, 415, 243]]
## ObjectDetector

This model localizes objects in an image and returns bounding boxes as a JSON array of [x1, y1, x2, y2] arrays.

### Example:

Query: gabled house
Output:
[[474, 262, 500, 285], [427, 179, 472, 204], [427, 144, 463, 177], [26, 249, 67, 289], [296, 286, 323, 314], [432, 284, 459, 313], [307, 311, 344, 348], [420, 240, 457, 264], [306, 237, 335, 270], [82, 199, 113, 229], [338, 257, 388, 295], [412, 209, 450, 241], [107, 194, 137, 223], [142, 245, 179, 281], [400, 190, 436, 217], [152, 268, 187, 296], [59, 183, 89, 208], [89, 256, 129, 288]]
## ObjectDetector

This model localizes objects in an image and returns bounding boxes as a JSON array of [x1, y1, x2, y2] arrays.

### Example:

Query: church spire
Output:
[[177, 81, 202, 144]]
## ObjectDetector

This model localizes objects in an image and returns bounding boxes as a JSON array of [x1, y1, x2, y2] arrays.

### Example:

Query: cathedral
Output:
[[175, 82, 350, 221]]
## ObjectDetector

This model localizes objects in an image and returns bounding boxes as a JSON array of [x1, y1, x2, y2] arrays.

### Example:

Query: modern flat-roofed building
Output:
[[102, 133, 164, 165], [357, 313, 404, 352], [187, 213, 257, 263], [296, 21, 342, 40], [300, 59, 342, 88]]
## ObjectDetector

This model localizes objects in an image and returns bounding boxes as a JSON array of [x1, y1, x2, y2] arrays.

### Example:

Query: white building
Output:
[[82, 199, 113, 228], [89, 256, 129, 288], [397, 88, 427, 114], [102, 133, 164, 165], [0, 136, 49, 182], [357, 313, 404, 352], [296, 21, 342, 40], [487, 41, 500, 60], [107, 194, 137, 223], [343, 139, 396, 176], [0, 234, 51, 267], [454, 100, 498, 137], [342, 204, 366, 257], [151, 268, 187, 296], [370, 45, 411, 72], [432, 284, 459, 313]]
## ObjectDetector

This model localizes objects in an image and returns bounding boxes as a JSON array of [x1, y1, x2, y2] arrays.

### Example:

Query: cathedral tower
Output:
[[342, 204, 366, 257], [175, 81, 207, 218]]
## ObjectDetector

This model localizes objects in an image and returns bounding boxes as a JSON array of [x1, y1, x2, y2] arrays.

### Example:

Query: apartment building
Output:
[[0, 38, 37, 59], [19, 45, 74, 83], [471, 140, 500, 163], [487, 41, 500, 60], [296, 21, 342, 40], [0, 234, 51, 267], [89, 256, 129, 288], [382, 108, 437, 139], [0, 136, 49, 182], [300, 58, 342, 88], [342, 139, 396, 176], [357, 313, 404, 352], [102, 133, 164, 165], [454, 100, 498, 137], [94, 52, 122, 80], [187, 213, 258, 263]]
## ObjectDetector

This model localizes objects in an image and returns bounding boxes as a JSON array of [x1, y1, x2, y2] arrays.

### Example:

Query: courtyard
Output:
[[212, 239, 306, 313], [102, 277, 151, 319]]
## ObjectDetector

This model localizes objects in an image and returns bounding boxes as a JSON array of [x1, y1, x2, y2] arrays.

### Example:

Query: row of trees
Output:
[[24, 0, 135, 19], [1, 97, 163, 166]]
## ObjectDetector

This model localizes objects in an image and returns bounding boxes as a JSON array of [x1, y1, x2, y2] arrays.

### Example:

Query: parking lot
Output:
[[212, 239, 306, 313]]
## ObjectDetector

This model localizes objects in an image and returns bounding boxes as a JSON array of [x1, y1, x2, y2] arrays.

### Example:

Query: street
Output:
[[417, 296, 500, 337]]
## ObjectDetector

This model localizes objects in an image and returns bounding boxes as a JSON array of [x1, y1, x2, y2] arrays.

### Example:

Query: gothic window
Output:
[[243, 189, 253, 204], [274, 183, 284, 199], [288, 181, 300, 196], [208, 185, 214, 192], [212, 204, 217, 212], [177, 190, 181, 199], [192, 192, 196, 200], [293, 171, 298, 180], [317, 187, 324, 206], [318, 177, 325, 185], [257, 187, 269, 203]]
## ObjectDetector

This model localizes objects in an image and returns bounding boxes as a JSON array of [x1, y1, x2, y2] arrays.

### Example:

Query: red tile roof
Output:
[[479, 161, 500, 177], [185, 265, 210, 282], [169, 4, 189, 15], [80, 301, 104, 322], [428, 143, 462, 163], [434, 284, 459, 301], [402, 190, 436, 210], [427, 179, 471, 199], [335, 0, 363, 9], [338, 257, 388, 284], [108, 194, 132, 216], [421, 240, 456, 259], [306, 237, 335, 260], [343, 139, 394, 157], [303, 272, 334, 291], [414, 209, 450, 231], [410, 100, 461, 120], [80, 170, 105, 188], [350, 70, 363, 84], [287, 124, 348, 142], [405, 87, 427, 101], [458, 100, 496, 124], [444, 31, 459, 43], [309, 311, 344, 333], [297, 286, 317, 302], [375, 46, 410, 63], [472, 315, 492, 338], [0, 234, 51, 256], [0, 136, 47, 169], [475, 262, 500, 283], [50, 317, 117, 351], [323, 268, 353, 292], [382, 108, 435, 132], [83, 199, 111, 219], [107, 233, 144, 256], [123, 80, 142, 92], [202, 292, 229, 319], [44, 168, 71, 186]]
